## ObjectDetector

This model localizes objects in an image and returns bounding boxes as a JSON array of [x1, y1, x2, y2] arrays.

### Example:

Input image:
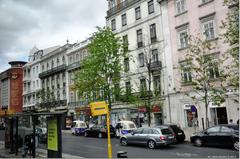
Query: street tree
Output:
[[220, 0, 239, 93], [123, 33, 164, 127], [74, 27, 126, 110], [184, 36, 226, 129], [37, 88, 57, 111]]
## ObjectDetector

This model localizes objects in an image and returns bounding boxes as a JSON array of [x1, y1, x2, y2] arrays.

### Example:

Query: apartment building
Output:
[[38, 43, 71, 113], [159, 0, 239, 137], [106, 0, 174, 126], [22, 46, 60, 111], [66, 39, 90, 121]]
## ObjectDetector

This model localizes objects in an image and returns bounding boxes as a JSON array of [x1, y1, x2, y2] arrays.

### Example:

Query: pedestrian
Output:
[[237, 119, 239, 125], [229, 119, 233, 124]]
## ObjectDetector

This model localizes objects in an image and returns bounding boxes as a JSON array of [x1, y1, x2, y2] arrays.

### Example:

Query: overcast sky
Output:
[[0, 0, 107, 72]]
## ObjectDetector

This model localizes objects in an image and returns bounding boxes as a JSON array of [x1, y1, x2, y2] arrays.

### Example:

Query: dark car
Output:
[[120, 126, 176, 149], [190, 124, 239, 150], [163, 124, 185, 143], [84, 124, 115, 138]]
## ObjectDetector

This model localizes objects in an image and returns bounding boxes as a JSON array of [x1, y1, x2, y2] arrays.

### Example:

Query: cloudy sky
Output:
[[0, 0, 107, 72]]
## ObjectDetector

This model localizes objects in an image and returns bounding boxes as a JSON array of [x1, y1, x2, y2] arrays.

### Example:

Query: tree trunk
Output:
[[204, 84, 209, 129]]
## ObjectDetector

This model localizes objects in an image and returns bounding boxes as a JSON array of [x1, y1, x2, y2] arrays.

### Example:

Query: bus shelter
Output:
[[2, 111, 64, 158]]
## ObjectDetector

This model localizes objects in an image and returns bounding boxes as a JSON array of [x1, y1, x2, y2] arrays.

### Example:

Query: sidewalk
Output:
[[0, 141, 83, 158]]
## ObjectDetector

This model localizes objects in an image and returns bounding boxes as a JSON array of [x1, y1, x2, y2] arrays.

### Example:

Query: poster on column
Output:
[[47, 118, 58, 151]]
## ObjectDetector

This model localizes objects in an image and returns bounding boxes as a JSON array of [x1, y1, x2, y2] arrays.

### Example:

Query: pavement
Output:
[[0, 140, 83, 158]]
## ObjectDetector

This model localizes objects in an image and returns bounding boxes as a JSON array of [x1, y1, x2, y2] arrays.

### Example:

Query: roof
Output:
[[42, 45, 61, 56]]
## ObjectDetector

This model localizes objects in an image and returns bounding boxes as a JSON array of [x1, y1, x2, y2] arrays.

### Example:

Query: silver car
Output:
[[120, 126, 176, 149]]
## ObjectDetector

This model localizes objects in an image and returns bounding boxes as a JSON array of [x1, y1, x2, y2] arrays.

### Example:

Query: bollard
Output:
[[117, 151, 127, 158]]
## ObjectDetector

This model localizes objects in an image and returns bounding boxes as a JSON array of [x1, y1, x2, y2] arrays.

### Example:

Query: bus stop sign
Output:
[[191, 105, 197, 113]]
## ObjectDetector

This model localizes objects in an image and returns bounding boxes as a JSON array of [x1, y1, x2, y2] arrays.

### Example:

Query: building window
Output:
[[153, 76, 161, 95], [176, 0, 186, 14], [62, 56, 65, 64], [121, 14, 127, 26], [137, 29, 143, 48], [150, 23, 157, 43], [125, 81, 131, 95], [123, 35, 128, 52], [51, 60, 54, 68], [152, 49, 158, 63], [148, 0, 154, 14], [135, 6, 141, 20], [202, 20, 215, 40], [76, 54, 79, 62], [181, 64, 192, 83], [178, 29, 188, 48], [140, 78, 147, 96], [138, 53, 145, 67], [124, 58, 129, 72], [111, 19, 116, 31]]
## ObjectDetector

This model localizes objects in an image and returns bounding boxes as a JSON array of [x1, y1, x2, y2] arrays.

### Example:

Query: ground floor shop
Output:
[[166, 92, 239, 140]]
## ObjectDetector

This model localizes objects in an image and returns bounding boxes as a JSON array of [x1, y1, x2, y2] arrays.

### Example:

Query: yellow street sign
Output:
[[90, 101, 108, 116], [90, 101, 112, 158]]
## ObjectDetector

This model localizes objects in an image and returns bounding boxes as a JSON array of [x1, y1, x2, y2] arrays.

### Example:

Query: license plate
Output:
[[168, 136, 174, 139], [178, 133, 182, 135]]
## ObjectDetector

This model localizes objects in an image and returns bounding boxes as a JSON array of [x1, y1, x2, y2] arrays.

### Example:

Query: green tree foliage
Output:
[[36, 89, 57, 111], [221, 0, 239, 89], [185, 36, 226, 128], [74, 27, 126, 109]]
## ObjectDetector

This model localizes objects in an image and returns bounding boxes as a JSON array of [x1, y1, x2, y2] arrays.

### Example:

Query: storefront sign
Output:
[[90, 101, 108, 116], [152, 105, 161, 112], [47, 118, 58, 151], [138, 106, 147, 113]]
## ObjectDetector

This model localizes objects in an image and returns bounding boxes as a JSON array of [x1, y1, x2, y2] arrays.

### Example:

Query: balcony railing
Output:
[[150, 61, 162, 71], [107, 0, 141, 17], [68, 101, 89, 107], [39, 64, 66, 79], [67, 62, 81, 70]]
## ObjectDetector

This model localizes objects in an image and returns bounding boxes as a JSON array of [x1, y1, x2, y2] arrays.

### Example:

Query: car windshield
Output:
[[161, 128, 172, 135], [129, 123, 136, 129], [226, 125, 239, 131], [80, 123, 86, 127]]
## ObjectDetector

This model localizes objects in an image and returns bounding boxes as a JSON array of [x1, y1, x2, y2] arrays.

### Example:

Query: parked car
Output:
[[84, 124, 115, 138], [120, 126, 176, 149], [162, 124, 185, 143], [71, 120, 87, 135], [115, 120, 137, 137], [36, 127, 47, 143], [190, 124, 239, 150]]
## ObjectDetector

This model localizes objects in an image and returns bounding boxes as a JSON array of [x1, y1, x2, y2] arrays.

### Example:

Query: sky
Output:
[[0, 0, 107, 72]]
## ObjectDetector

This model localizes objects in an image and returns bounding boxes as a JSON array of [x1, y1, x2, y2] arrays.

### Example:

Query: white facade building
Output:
[[23, 46, 60, 111], [106, 0, 174, 126]]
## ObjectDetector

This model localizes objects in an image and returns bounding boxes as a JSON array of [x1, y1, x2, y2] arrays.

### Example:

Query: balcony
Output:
[[150, 61, 162, 71], [68, 101, 89, 107], [107, 0, 141, 18], [39, 64, 66, 79], [67, 62, 81, 71]]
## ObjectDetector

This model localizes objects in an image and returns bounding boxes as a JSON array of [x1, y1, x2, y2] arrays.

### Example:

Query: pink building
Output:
[[159, 0, 238, 138]]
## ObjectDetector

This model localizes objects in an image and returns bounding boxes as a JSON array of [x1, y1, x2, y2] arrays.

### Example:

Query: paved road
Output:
[[0, 130, 239, 158]]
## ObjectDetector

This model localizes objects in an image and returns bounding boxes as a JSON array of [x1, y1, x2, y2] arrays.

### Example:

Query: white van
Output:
[[71, 120, 87, 135], [115, 120, 137, 137]]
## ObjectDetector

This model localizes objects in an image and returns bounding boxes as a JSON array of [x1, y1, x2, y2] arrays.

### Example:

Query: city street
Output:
[[0, 130, 238, 158]]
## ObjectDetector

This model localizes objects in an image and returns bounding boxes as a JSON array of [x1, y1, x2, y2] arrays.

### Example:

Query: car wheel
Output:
[[84, 132, 88, 137], [233, 140, 239, 151], [98, 133, 102, 138], [194, 138, 202, 147], [148, 140, 156, 149], [120, 138, 127, 146]]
